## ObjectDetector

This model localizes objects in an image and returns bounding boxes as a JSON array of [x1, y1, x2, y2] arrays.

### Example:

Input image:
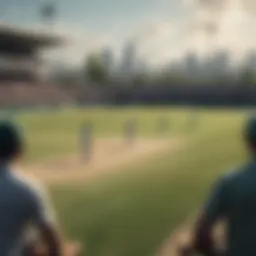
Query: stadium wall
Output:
[[110, 83, 256, 107]]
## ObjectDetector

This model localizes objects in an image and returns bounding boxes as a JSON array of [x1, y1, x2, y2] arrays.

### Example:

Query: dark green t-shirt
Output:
[[205, 162, 256, 256]]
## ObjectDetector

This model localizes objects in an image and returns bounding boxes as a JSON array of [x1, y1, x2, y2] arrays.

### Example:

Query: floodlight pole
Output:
[[40, 0, 57, 32]]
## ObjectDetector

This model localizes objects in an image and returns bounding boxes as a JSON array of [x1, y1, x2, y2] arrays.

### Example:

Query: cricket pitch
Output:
[[22, 138, 182, 185]]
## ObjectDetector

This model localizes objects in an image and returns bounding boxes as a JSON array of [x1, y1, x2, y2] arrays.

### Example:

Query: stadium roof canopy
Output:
[[0, 24, 64, 55]]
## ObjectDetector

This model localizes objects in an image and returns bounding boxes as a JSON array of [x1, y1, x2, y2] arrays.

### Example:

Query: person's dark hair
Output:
[[0, 121, 23, 161]]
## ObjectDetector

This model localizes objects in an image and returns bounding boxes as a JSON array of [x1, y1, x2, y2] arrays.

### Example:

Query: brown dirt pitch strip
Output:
[[22, 138, 182, 185]]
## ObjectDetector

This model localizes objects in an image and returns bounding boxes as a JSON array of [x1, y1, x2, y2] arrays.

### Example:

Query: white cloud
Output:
[[127, 0, 256, 66]]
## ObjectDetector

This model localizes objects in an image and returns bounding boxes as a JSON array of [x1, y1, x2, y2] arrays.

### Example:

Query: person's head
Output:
[[0, 121, 24, 164]]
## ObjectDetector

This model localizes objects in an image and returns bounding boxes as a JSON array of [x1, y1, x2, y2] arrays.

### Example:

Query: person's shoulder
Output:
[[11, 170, 46, 199], [219, 164, 248, 186]]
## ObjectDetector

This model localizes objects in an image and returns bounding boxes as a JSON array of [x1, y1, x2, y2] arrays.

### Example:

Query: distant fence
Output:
[[111, 83, 256, 107], [71, 81, 256, 107], [1, 81, 256, 109]]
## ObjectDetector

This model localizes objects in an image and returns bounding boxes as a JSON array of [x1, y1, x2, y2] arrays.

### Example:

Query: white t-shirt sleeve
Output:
[[30, 183, 56, 225], [23, 176, 56, 226]]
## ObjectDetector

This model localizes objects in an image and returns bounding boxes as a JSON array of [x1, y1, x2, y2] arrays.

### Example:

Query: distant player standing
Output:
[[0, 121, 64, 256], [182, 116, 256, 256]]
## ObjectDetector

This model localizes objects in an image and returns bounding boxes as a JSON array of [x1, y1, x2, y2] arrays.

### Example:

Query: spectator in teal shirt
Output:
[[182, 116, 256, 256]]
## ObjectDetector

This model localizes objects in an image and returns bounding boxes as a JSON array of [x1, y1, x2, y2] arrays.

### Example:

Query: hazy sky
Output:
[[1, 0, 256, 66], [0, 0, 183, 34]]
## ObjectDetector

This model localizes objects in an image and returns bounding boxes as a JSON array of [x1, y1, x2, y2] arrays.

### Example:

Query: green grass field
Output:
[[13, 107, 251, 256]]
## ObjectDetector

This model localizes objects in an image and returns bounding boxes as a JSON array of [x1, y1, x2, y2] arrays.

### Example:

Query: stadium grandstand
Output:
[[0, 24, 72, 107]]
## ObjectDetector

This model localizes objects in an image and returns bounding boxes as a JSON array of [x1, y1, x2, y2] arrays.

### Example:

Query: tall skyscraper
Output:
[[184, 52, 200, 79], [245, 51, 256, 71], [211, 50, 230, 77], [100, 46, 115, 75], [119, 41, 137, 80]]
